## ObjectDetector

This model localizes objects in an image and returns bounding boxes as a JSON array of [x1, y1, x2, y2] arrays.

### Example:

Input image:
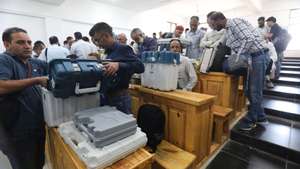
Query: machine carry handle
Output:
[[75, 81, 101, 94]]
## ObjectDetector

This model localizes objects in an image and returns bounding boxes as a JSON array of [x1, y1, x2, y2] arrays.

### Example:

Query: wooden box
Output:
[[45, 127, 153, 169], [193, 72, 239, 119], [129, 85, 215, 165]]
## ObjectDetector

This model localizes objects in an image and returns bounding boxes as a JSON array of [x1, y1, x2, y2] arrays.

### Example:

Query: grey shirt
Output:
[[0, 52, 47, 131]]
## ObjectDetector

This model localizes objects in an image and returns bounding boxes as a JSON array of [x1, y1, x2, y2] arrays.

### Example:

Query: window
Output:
[[287, 8, 300, 50]]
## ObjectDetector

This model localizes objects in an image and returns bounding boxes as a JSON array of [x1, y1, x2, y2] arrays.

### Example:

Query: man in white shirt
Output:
[[32, 40, 45, 59], [257, 17, 269, 38], [70, 32, 98, 59], [39, 36, 69, 62], [169, 39, 197, 91]]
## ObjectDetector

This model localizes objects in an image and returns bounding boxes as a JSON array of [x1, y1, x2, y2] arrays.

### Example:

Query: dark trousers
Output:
[[266, 59, 273, 76], [0, 128, 45, 169]]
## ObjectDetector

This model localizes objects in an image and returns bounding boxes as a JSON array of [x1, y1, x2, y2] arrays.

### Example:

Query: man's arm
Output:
[[118, 46, 145, 74], [0, 77, 48, 95], [103, 46, 145, 76]]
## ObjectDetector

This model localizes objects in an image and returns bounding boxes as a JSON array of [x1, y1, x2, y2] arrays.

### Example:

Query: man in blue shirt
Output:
[[266, 16, 286, 79], [186, 16, 205, 59], [89, 22, 144, 114], [130, 28, 157, 58], [0, 27, 48, 169]]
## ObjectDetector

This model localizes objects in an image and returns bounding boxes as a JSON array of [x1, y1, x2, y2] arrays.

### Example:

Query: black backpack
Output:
[[137, 104, 165, 152], [209, 44, 231, 72]]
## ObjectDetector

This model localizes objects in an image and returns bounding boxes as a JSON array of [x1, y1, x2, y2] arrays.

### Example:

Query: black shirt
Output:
[[104, 42, 144, 93], [270, 23, 282, 40]]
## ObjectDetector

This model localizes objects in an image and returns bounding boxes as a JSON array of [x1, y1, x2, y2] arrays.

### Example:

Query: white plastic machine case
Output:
[[141, 51, 180, 91], [73, 106, 137, 148], [58, 121, 147, 169], [42, 87, 100, 127]]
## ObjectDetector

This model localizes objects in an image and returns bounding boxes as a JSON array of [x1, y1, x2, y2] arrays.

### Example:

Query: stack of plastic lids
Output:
[[73, 106, 137, 148], [58, 121, 147, 169], [141, 51, 180, 91]]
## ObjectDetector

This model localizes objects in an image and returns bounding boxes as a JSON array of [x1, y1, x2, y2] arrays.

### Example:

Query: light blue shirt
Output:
[[186, 29, 205, 59]]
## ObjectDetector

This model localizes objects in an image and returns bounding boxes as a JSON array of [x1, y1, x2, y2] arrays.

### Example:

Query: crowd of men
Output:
[[0, 11, 291, 169]]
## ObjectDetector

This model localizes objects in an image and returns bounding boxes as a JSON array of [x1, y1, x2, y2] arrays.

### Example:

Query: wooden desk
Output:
[[45, 127, 153, 169], [193, 72, 239, 119], [129, 85, 215, 165]]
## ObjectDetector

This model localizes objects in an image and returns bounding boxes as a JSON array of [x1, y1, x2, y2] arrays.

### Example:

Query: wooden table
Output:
[[45, 127, 154, 169], [129, 85, 215, 165]]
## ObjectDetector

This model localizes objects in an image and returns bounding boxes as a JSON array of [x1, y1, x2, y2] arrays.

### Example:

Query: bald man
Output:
[[117, 33, 128, 45]]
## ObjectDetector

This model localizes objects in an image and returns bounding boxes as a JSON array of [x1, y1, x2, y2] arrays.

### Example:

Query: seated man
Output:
[[169, 39, 197, 91]]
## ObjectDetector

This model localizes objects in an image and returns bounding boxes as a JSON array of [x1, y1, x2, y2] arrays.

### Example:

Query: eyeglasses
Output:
[[92, 33, 105, 46]]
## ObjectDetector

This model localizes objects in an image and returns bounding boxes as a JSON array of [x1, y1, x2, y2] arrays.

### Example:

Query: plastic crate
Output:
[[42, 88, 100, 127]]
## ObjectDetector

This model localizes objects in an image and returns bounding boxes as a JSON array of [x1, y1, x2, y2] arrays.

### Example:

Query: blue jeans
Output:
[[245, 53, 268, 123], [275, 52, 284, 79], [101, 92, 132, 114]]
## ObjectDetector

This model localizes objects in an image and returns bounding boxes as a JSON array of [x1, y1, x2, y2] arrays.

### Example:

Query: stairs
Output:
[[207, 57, 300, 169]]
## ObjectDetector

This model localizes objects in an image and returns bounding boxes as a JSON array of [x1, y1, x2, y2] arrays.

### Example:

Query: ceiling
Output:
[[91, 0, 182, 11]]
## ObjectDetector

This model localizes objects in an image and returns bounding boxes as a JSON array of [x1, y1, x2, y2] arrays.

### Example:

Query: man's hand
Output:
[[35, 76, 49, 88], [104, 62, 119, 76]]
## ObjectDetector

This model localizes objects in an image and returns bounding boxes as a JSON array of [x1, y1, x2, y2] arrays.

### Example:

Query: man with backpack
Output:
[[266, 16, 292, 79], [209, 12, 269, 131]]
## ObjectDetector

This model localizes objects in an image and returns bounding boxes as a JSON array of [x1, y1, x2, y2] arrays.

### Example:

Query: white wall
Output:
[[0, 0, 134, 51], [128, 0, 244, 36], [224, 0, 300, 50], [130, 0, 300, 41]]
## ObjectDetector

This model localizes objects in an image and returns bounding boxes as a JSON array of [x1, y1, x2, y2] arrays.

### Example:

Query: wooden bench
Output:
[[212, 105, 233, 144], [153, 140, 196, 169]]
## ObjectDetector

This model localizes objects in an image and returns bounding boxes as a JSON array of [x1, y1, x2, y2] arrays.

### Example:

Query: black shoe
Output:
[[257, 119, 269, 125], [239, 122, 256, 131]]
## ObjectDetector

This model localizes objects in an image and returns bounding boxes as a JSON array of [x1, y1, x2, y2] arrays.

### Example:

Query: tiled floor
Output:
[[206, 141, 300, 169]]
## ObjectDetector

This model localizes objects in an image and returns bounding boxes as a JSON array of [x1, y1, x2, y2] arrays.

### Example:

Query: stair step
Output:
[[280, 70, 300, 78], [275, 77, 300, 86], [281, 66, 300, 71], [230, 116, 300, 164], [206, 141, 300, 169], [264, 85, 300, 101], [284, 57, 300, 60], [263, 96, 300, 121], [283, 59, 300, 62], [282, 62, 300, 66]]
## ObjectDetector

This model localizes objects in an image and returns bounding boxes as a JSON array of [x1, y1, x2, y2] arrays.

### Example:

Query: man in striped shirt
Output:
[[209, 12, 269, 131]]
